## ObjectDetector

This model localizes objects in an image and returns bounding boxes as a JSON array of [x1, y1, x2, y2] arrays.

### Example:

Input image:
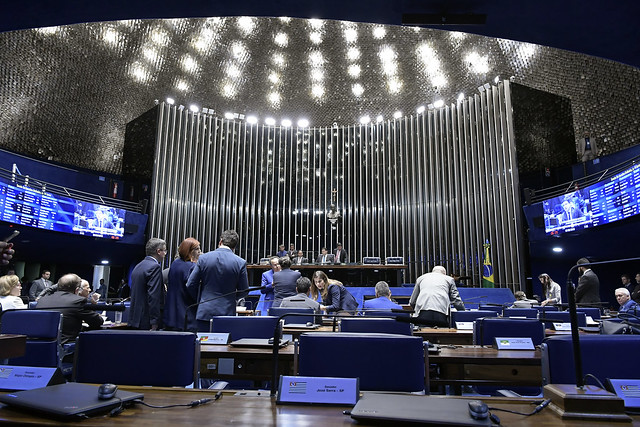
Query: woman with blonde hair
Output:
[[163, 237, 201, 330], [538, 273, 562, 307], [0, 274, 27, 310], [312, 270, 358, 315]]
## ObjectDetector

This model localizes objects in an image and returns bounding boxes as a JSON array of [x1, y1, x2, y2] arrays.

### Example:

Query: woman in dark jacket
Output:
[[312, 270, 358, 315], [163, 237, 201, 331]]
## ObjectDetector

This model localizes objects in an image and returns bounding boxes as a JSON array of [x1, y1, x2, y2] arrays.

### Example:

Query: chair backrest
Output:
[[534, 306, 559, 314], [503, 308, 539, 319], [361, 309, 410, 318], [0, 310, 62, 368], [298, 332, 426, 392], [540, 311, 587, 328], [268, 307, 315, 324], [576, 307, 601, 320], [450, 310, 498, 327], [478, 305, 504, 316], [339, 318, 412, 335], [210, 316, 279, 340], [473, 317, 545, 346], [244, 294, 261, 312], [74, 330, 198, 387], [541, 335, 640, 385]]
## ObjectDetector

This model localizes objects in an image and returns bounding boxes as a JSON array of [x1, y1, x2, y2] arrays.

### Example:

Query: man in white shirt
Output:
[[409, 266, 465, 327]]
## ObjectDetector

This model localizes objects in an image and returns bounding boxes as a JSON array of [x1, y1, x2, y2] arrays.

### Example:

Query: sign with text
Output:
[[493, 337, 535, 350], [0, 366, 63, 390], [455, 321, 473, 330], [277, 376, 359, 405], [197, 333, 230, 344]]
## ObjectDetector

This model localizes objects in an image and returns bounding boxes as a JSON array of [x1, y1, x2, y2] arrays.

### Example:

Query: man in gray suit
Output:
[[576, 257, 601, 305], [281, 277, 321, 313], [29, 270, 53, 301], [186, 230, 248, 332]]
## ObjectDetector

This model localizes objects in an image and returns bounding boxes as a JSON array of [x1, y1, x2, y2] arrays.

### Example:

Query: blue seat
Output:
[[473, 317, 545, 346], [361, 309, 410, 318], [298, 332, 426, 392], [540, 311, 587, 329], [541, 335, 640, 385], [451, 310, 498, 327], [503, 308, 538, 319], [576, 307, 601, 320], [210, 316, 279, 340], [534, 306, 559, 314], [339, 318, 412, 335], [268, 307, 315, 324], [478, 305, 504, 316], [0, 310, 65, 370], [74, 330, 199, 387]]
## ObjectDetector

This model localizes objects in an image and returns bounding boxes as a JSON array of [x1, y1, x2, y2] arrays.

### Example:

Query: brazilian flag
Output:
[[482, 240, 495, 288]]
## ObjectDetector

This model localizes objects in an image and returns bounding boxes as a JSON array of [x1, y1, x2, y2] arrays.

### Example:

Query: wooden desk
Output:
[[248, 263, 407, 286], [413, 328, 474, 345], [0, 388, 635, 426], [430, 345, 542, 390], [0, 335, 26, 360], [200, 344, 295, 382]]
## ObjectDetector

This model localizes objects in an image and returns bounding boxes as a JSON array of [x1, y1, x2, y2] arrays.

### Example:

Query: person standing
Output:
[[632, 273, 640, 303], [410, 266, 465, 327], [164, 237, 201, 331], [575, 257, 600, 305], [129, 238, 167, 330], [333, 243, 348, 264], [539, 273, 562, 306], [29, 270, 53, 301], [272, 256, 301, 308], [186, 230, 248, 332], [260, 256, 280, 313], [621, 274, 635, 297]]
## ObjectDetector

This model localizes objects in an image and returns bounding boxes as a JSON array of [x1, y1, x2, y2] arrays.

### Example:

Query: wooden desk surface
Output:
[[431, 345, 541, 364], [0, 334, 26, 359], [0, 388, 635, 426], [413, 328, 473, 345]]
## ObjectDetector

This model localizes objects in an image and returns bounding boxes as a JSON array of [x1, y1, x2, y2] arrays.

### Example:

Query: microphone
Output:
[[182, 285, 266, 331]]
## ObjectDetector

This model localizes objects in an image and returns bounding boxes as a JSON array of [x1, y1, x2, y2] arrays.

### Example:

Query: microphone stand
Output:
[[182, 286, 264, 332]]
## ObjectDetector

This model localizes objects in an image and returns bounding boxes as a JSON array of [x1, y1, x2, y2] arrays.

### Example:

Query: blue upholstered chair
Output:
[[502, 308, 539, 319], [541, 335, 640, 385], [0, 310, 65, 369], [478, 305, 504, 316], [534, 306, 559, 315], [339, 317, 412, 335], [539, 311, 587, 329], [576, 307, 601, 320], [298, 332, 426, 392], [450, 310, 498, 327], [268, 307, 315, 325], [473, 317, 545, 346], [210, 316, 279, 340], [360, 309, 411, 318], [74, 330, 199, 387]]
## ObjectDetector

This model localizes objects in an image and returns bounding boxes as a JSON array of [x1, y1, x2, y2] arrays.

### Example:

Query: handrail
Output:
[[0, 167, 144, 213]]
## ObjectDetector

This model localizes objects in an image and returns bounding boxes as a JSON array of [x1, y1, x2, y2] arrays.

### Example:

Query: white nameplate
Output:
[[553, 322, 572, 331], [586, 316, 598, 326], [0, 366, 61, 390], [607, 379, 640, 409], [197, 333, 230, 344], [455, 321, 473, 330], [277, 376, 359, 405], [493, 337, 535, 350]]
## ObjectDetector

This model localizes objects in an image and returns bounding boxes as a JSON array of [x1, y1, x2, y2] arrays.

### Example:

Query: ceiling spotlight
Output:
[[433, 99, 445, 108], [246, 115, 258, 124], [416, 105, 426, 114], [393, 111, 402, 119], [376, 115, 384, 123], [483, 83, 491, 90], [552, 247, 563, 253], [282, 119, 292, 127], [457, 92, 465, 101], [494, 75, 500, 84], [166, 97, 175, 105], [427, 104, 434, 110], [265, 117, 276, 126], [477, 85, 485, 92], [189, 105, 199, 113], [224, 112, 235, 120], [297, 118, 310, 128], [100, 260, 109, 265], [359, 115, 370, 125]]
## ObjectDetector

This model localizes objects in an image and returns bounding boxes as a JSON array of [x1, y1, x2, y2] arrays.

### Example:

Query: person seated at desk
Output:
[[409, 266, 464, 327], [316, 247, 335, 265], [37, 279, 101, 304], [616, 287, 639, 315], [362, 281, 402, 311], [276, 244, 287, 257], [511, 290, 539, 308], [280, 277, 321, 313], [0, 274, 26, 310], [36, 273, 103, 343], [314, 271, 358, 315], [292, 250, 309, 265]]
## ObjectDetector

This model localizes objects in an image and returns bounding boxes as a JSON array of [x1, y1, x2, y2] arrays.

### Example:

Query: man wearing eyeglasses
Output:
[[129, 238, 167, 330]]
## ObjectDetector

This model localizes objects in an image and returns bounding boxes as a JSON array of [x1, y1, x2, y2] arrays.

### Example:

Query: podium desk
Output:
[[200, 344, 295, 383], [0, 388, 636, 426]]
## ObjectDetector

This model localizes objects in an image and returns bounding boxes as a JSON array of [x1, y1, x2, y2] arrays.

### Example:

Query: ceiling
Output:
[[2, 1, 639, 69]]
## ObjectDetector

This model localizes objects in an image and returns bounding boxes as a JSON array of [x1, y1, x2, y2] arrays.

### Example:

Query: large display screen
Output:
[[543, 163, 640, 235], [0, 180, 125, 239]]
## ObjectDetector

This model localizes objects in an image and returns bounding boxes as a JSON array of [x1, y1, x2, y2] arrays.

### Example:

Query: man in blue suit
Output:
[[260, 256, 280, 313], [129, 238, 167, 330], [362, 281, 402, 310], [186, 230, 249, 332], [272, 256, 301, 308]]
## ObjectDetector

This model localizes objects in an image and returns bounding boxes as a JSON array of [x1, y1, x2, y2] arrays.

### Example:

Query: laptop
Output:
[[350, 393, 491, 426], [0, 382, 144, 420]]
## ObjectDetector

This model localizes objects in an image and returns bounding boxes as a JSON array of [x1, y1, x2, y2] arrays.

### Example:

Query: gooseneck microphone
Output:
[[182, 285, 266, 331]]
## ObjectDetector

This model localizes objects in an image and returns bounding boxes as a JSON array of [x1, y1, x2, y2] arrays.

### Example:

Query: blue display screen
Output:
[[0, 180, 125, 239], [543, 163, 640, 235]]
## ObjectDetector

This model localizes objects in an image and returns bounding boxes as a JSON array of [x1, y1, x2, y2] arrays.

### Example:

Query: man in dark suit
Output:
[[575, 257, 601, 304], [333, 242, 348, 264], [272, 256, 301, 308], [36, 273, 103, 343], [316, 247, 335, 264], [186, 230, 249, 332], [292, 250, 308, 265], [29, 270, 53, 301], [129, 238, 167, 330]]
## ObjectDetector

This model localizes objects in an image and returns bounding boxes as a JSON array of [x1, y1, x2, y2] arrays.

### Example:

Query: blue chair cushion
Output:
[[503, 308, 538, 318], [540, 311, 587, 328], [268, 308, 315, 324], [210, 316, 279, 340], [339, 318, 412, 335], [473, 318, 545, 346], [0, 310, 61, 338]]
